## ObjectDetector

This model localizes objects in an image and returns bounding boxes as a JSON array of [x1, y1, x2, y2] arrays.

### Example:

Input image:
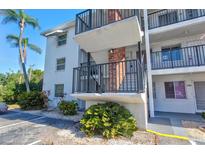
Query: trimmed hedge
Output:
[[18, 91, 48, 110], [80, 102, 137, 139], [58, 100, 78, 115]]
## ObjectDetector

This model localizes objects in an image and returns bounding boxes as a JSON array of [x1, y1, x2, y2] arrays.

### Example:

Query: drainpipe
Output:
[[144, 9, 155, 117]]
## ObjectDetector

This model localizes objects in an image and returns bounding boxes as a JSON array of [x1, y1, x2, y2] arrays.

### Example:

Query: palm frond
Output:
[[27, 43, 42, 54], [6, 34, 19, 47], [1, 9, 19, 24], [25, 15, 40, 29]]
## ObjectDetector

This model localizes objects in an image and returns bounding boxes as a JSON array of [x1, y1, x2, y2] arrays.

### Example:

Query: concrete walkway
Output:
[[148, 112, 205, 144]]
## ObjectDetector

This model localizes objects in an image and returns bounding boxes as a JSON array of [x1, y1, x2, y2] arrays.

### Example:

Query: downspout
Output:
[[144, 9, 155, 117]]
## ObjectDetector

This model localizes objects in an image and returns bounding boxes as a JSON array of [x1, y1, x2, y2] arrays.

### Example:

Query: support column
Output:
[[138, 42, 142, 63], [143, 9, 155, 117], [87, 52, 91, 93]]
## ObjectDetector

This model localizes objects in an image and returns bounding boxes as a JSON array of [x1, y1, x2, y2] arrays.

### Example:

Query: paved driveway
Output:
[[0, 111, 74, 145]]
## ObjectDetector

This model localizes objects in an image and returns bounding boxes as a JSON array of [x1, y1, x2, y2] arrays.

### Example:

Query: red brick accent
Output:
[[108, 48, 126, 91], [108, 9, 122, 23]]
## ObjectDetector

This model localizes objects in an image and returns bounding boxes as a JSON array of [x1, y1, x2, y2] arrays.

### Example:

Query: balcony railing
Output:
[[75, 9, 140, 34], [72, 59, 145, 93], [148, 9, 205, 29], [151, 45, 205, 70]]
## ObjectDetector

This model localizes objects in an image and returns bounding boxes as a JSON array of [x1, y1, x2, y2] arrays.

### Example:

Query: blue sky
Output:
[[0, 9, 82, 73]]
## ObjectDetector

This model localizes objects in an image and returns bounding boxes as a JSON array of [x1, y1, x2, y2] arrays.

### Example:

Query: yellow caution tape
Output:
[[146, 129, 189, 141]]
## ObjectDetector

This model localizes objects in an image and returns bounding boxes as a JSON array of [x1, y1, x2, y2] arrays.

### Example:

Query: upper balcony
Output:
[[148, 9, 205, 42], [151, 44, 205, 74], [74, 9, 142, 53]]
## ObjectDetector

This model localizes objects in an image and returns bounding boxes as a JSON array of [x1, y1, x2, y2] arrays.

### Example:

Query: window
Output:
[[186, 9, 198, 19], [57, 34, 67, 46], [164, 81, 186, 99], [55, 84, 64, 97], [56, 58, 65, 71], [159, 11, 178, 26], [161, 46, 182, 61]]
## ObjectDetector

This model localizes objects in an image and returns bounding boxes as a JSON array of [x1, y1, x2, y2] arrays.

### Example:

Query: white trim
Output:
[[144, 9, 155, 117]]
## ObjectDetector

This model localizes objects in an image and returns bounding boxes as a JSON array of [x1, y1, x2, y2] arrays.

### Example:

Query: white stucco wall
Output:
[[152, 72, 205, 113], [43, 27, 80, 106], [151, 33, 205, 52], [90, 45, 139, 64]]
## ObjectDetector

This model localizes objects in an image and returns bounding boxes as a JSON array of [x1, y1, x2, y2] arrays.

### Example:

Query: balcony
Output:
[[73, 59, 145, 93], [148, 9, 205, 42], [151, 44, 205, 70], [72, 59, 146, 104], [148, 9, 205, 29], [74, 9, 142, 52]]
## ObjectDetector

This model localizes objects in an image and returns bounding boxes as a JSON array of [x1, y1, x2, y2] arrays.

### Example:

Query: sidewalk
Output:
[[148, 112, 205, 144]]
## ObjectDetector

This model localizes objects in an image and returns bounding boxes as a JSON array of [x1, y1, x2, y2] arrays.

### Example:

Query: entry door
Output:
[[194, 82, 205, 111]]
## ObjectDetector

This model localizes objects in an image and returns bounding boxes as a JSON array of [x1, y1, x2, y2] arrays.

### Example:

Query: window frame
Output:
[[164, 81, 186, 99], [161, 45, 182, 62], [54, 84, 64, 97], [57, 33, 67, 46], [56, 57, 66, 71]]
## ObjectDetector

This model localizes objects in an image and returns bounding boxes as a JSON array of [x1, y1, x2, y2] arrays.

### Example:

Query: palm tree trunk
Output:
[[19, 20, 30, 92]]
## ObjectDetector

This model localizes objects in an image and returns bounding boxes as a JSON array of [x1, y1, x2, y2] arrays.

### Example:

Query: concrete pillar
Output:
[[143, 9, 155, 117]]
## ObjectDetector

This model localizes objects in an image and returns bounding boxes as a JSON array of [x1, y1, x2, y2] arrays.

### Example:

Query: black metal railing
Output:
[[72, 59, 145, 93], [151, 44, 205, 69], [148, 9, 205, 29], [75, 9, 141, 34]]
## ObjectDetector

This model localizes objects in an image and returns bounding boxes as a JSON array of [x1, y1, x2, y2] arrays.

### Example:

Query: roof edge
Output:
[[41, 20, 75, 37]]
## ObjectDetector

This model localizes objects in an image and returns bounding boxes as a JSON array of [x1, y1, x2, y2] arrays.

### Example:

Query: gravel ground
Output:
[[40, 122, 159, 145]]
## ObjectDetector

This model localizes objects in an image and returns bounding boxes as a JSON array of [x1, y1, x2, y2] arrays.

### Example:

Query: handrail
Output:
[[75, 9, 141, 34], [151, 44, 205, 69], [148, 9, 205, 29], [72, 59, 145, 93]]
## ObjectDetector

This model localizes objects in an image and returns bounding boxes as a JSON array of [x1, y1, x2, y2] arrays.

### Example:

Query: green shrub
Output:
[[80, 102, 137, 139], [202, 112, 205, 119], [58, 100, 78, 115], [18, 91, 48, 110]]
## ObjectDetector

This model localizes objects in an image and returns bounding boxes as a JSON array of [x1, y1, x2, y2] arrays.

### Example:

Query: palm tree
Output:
[[1, 9, 40, 92], [6, 34, 42, 84]]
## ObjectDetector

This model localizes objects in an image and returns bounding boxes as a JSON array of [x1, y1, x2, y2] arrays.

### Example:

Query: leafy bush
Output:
[[58, 100, 78, 115], [18, 91, 48, 110], [80, 102, 137, 139], [202, 112, 205, 119], [0, 70, 43, 104]]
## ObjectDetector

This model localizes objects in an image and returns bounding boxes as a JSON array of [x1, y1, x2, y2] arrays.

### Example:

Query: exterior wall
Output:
[[151, 34, 205, 52], [108, 48, 126, 91], [90, 45, 138, 64], [43, 27, 80, 107], [152, 72, 205, 113]]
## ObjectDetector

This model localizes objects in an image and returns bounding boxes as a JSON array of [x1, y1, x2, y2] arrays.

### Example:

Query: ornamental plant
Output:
[[80, 102, 137, 139], [17, 91, 48, 110], [58, 100, 78, 115]]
